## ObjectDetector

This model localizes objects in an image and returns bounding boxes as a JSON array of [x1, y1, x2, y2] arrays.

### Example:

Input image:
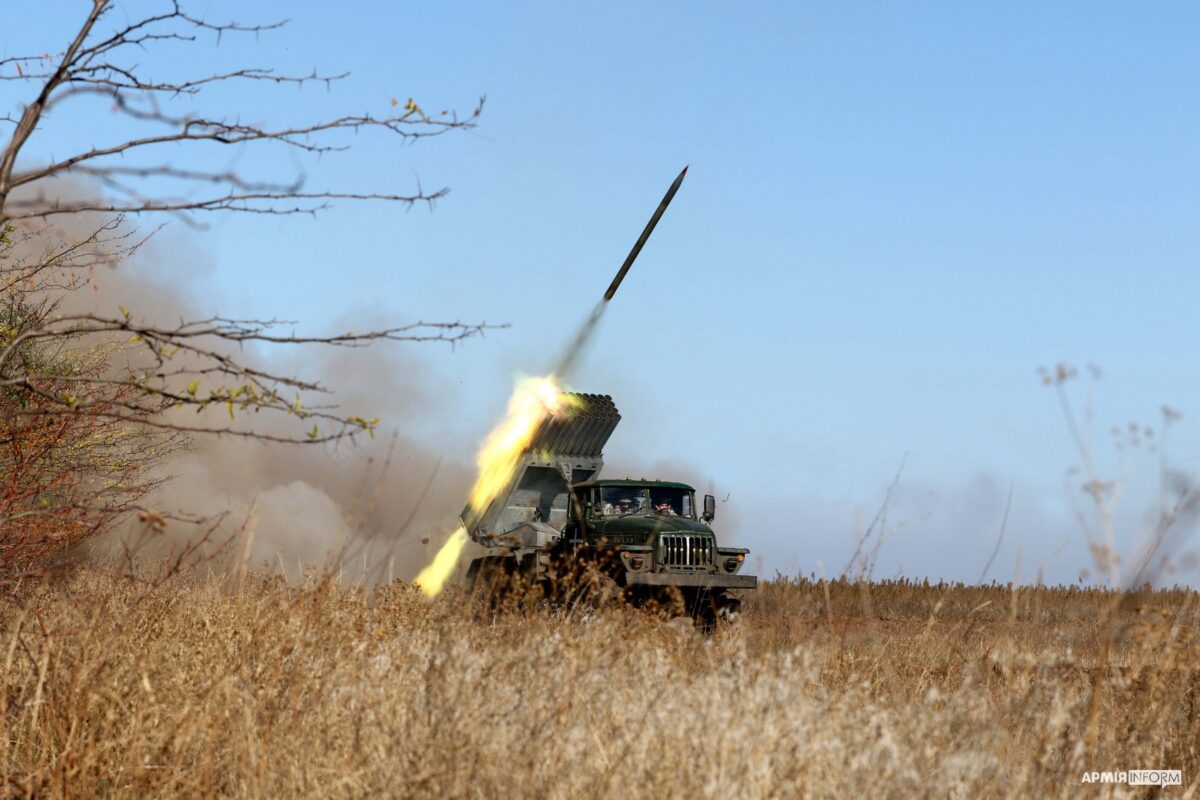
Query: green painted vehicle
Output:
[[460, 394, 755, 625]]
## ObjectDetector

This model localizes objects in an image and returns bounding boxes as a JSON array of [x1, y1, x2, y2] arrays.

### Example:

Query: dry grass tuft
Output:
[[3, 568, 1198, 798]]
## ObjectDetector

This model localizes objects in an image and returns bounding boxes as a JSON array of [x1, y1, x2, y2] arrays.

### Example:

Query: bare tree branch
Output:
[[0, 1, 106, 213], [0, 0, 484, 225], [0, 2, 496, 568]]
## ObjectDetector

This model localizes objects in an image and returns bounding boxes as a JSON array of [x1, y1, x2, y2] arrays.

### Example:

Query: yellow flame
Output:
[[415, 375, 575, 598], [469, 376, 573, 512], [414, 525, 468, 598]]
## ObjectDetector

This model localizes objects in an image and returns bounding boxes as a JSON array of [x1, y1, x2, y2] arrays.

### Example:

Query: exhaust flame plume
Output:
[[415, 375, 576, 598], [413, 525, 468, 597], [469, 377, 575, 513]]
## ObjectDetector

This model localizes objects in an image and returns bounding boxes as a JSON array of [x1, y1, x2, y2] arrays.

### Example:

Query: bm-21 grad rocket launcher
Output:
[[458, 167, 755, 627]]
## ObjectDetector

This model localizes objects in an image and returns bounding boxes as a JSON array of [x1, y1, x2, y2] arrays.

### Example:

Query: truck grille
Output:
[[660, 535, 713, 569]]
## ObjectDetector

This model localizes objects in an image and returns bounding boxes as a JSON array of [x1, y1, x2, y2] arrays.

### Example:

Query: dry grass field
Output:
[[3, 566, 1198, 798]]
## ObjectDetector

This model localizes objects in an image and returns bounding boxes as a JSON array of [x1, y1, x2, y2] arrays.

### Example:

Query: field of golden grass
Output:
[[3, 567, 1197, 798]]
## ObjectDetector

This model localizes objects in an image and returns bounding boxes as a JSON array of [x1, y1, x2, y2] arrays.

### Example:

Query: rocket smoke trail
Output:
[[415, 166, 688, 598], [549, 300, 606, 382], [552, 165, 689, 380]]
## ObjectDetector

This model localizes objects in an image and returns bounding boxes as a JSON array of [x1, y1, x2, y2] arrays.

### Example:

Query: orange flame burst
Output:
[[414, 375, 576, 598]]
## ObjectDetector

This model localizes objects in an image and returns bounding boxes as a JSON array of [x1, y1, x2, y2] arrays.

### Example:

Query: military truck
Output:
[[460, 393, 756, 625]]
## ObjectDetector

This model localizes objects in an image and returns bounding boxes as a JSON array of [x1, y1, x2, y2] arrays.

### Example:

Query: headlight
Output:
[[621, 551, 649, 571]]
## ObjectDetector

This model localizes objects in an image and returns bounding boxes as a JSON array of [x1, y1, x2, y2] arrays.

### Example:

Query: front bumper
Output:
[[624, 572, 757, 589]]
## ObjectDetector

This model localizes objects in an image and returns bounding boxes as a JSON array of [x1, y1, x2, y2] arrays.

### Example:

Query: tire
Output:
[[716, 594, 742, 624], [467, 556, 524, 613], [689, 589, 741, 633]]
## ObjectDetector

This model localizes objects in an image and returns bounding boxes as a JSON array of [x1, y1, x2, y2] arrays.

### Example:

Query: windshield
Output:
[[593, 486, 694, 518], [648, 487, 694, 518], [595, 487, 648, 516]]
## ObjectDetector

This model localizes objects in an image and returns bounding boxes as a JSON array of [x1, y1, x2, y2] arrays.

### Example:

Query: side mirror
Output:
[[702, 494, 716, 523]]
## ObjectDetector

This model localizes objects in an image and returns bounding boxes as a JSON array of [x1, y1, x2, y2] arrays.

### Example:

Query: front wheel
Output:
[[717, 595, 742, 624], [691, 589, 742, 632]]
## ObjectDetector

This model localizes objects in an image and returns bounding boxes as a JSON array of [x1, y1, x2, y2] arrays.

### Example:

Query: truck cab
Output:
[[566, 479, 753, 588]]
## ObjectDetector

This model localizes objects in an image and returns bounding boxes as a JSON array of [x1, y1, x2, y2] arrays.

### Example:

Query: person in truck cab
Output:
[[654, 500, 676, 515]]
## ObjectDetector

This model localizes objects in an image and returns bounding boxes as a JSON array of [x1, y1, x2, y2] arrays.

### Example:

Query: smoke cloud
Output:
[[8, 198, 476, 583]]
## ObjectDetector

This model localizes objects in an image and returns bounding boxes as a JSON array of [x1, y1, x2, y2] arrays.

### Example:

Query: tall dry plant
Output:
[[4, 569, 1200, 798]]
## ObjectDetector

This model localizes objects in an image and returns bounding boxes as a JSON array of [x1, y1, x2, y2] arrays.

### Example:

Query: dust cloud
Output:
[[8, 202, 476, 582]]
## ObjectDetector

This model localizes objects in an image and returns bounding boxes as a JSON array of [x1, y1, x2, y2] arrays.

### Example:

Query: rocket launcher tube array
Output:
[[526, 393, 620, 457]]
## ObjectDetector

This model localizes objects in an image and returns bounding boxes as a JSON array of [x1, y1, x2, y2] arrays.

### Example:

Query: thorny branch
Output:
[[0, 0, 484, 224]]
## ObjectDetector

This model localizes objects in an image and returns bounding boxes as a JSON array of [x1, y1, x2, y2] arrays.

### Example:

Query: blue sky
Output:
[[9, 2, 1199, 583]]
